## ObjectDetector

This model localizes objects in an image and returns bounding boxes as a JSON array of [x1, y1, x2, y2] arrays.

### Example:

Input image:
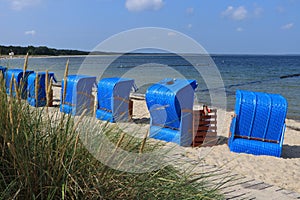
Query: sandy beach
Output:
[[53, 86, 300, 195], [124, 94, 300, 194]]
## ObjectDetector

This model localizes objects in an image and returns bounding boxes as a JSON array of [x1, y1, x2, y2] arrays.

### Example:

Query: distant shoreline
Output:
[[0, 54, 116, 60], [1, 44, 300, 57], [1, 53, 300, 60]]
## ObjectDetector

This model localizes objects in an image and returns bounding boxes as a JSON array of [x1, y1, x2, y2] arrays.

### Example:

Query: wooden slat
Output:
[[195, 126, 217, 131], [196, 132, 217, 136], [194, 137, 217, 143], [192, 108, 218, 147], [195, 121, 217, 126], [195, 115, 216, 119], [193, 116, 216, 120], [195, 131, 217, 135], [195, 136, 217, 140], [195, 123, 217, 127]]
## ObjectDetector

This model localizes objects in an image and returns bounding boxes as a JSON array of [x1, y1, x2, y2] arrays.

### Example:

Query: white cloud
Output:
[[236, 27, 243, 32], [222, 6, 248, 21], [276, 6, 285, 14], [25, 30, 36, 35], [254, 7, 263, 17], [9, 0, 40, 11], [125, 0, 164, 12], [232, 6, 247, 20], [186, 7, 194, 15], [167, 32, 177, 37], [222, 6, 234, 16], [281, 23, 294, 30]]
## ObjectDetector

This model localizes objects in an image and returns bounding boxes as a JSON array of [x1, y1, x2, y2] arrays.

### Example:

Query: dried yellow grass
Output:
[[9, 75, 14, 142], [47, 77, 53, 107], [63, 59, 69, 104], [45, 70, 49, 103], [139, 131, 149, 154], [13, 78, 21, 104], [23, 52, 29, 79], [35, 72, 39, 107], [114, 132, 126, 152], [12, 77, 22, 136]]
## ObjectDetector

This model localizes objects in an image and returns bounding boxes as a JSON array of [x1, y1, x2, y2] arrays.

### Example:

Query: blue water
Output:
[[1, 54, 299, 120]]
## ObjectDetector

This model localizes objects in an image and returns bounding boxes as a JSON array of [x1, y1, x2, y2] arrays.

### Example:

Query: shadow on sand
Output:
[[282, 145, 300, 159], [132, 117, 150, 124], [214, 136, 300, 159]]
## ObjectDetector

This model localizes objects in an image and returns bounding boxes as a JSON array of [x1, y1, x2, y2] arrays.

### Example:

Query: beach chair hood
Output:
[[60, 75, 96, 116], [27, 72, 57, 107], [228, 90, 288, 157], [146, 78, 197, 146], [96, 77, 134, 122], [5, 68, 34, 99]]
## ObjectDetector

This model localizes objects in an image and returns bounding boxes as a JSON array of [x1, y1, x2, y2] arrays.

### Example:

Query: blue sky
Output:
[[0, 0, 299, 54]]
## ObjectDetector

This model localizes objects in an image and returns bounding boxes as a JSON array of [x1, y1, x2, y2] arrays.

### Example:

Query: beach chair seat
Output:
[[146, 78, 197, 146], [60, 75, 96, 116], [228, 90, 288, 157], [229, 137, 282, 156], [5, 69, 34, 99], [96, 77, 134, 122], [27, 72, 57, 107]]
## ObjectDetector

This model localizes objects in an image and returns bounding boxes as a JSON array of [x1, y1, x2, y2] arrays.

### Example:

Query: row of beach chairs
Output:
[[0, 66, 288, 157]]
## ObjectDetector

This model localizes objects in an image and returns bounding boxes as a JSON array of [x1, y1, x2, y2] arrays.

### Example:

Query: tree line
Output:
[[0, 45, 89, 56]]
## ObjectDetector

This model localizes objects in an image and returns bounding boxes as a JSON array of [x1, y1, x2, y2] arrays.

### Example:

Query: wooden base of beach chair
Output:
[[129, 99, 133, 119], [47, 89, 53, 107], [192, 109, 217, 147]]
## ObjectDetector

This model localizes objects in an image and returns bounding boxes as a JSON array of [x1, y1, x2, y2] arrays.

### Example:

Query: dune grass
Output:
[[0, 74, 224, 199]]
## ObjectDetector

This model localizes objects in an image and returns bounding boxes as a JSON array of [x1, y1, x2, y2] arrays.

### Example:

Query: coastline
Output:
[[52, 84, 300, 122], [0, 54, 97, 60]]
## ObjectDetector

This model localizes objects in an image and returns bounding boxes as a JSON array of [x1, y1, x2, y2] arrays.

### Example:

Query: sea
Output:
[[1, 54, 299, 120]]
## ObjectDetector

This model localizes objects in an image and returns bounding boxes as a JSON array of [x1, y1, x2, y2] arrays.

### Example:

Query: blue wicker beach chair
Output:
[[5, 68, 34, 99], [27, 72, 57, 107], [145, 78, 197, 146], [0, 66, 7, 78], [60, 75, 96, 116], [96, 77, 134, 122], [228, 90, 288, 157]]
